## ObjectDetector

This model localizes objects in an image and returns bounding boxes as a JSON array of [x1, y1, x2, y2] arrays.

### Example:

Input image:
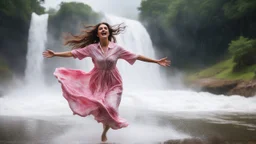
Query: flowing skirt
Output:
[[54, 67, 128, 129]]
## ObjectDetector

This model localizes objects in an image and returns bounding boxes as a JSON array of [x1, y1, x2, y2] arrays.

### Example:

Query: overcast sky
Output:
[[41, 0, 141, 19]]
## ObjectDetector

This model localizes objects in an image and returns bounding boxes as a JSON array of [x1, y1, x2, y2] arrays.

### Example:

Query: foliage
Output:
[[138, 0, 256, 70], [0, 0, 45, 21], [139, 0, 170, 22], [139, 0, 227, 27], [228, 36, 256, 71], [56, 2, 98, 18], [223, 0, 256, 19], [50, 2, 99, 23], [48, 2, 100, 38]]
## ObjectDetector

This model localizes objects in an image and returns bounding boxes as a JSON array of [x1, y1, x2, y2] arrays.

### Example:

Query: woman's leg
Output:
[[101, 125, 110, 142]]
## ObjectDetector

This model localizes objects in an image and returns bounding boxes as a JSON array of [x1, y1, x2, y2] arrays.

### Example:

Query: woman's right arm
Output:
[[43, 50, 73, 58]]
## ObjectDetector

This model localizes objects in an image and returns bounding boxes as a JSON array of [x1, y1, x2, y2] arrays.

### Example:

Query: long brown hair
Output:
[[63, 22, 126, 49]]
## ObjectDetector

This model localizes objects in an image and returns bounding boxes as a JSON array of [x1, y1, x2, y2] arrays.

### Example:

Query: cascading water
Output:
[[25, 13, 49, 86]]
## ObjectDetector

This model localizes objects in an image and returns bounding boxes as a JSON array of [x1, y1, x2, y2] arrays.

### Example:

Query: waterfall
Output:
[[24, 13, 49, 86], [102, 14, 165, 90]]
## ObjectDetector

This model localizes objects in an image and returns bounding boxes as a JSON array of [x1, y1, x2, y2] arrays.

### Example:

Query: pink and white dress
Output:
[[53, 42, 138, 129]]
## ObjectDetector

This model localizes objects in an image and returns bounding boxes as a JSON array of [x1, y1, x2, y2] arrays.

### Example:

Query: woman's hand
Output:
[[43, 49, 55, 58], [157, 57, 171, 67]]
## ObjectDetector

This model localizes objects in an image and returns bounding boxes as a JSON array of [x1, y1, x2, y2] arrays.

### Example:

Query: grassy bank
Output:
[[187, 58, 256, 81]]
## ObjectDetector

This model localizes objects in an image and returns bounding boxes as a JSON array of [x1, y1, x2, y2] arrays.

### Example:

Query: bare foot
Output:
[[101, 125, 110, 142], [101, 133, 107, 142]]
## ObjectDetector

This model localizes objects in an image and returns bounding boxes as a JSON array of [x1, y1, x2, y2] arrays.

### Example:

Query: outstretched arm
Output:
[[43, 49, 73, 58], [137, 55, 171, 67]]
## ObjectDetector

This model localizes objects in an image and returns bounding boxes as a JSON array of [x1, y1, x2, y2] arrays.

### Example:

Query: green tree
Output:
[[139, 0, 170, 21], [223, 0, 256, 19], [48, 2, 100, 38], [228, 36, 256, 71], [0, 0, 45, 21], [55, 2, 98, 19]]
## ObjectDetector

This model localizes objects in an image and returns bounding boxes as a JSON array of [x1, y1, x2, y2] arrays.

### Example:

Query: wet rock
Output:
[[228, 80, 256, 97], [190, 78, 256, 97], [191, 78, 240, 95]]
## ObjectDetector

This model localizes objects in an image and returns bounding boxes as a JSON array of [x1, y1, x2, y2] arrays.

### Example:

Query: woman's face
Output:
[[97, 24, 110, 39]]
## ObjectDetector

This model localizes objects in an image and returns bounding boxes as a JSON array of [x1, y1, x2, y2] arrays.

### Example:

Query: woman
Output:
[[43, 22, 170, 142]]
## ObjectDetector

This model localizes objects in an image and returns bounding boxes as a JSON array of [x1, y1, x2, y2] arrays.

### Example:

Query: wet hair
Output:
[[64, 22, 126, 49]]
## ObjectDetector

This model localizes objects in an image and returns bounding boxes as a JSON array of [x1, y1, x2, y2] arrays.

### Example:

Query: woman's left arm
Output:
[[118, 46, 171, 67], [137, 55, 171, 67]]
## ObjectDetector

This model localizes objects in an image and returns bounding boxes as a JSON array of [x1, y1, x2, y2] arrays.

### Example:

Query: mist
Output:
[[42, 0, 141, 19]]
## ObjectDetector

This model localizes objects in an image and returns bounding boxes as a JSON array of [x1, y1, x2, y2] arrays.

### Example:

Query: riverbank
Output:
[[186, 58, 256, 97], [188, 78, 256, 97]]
